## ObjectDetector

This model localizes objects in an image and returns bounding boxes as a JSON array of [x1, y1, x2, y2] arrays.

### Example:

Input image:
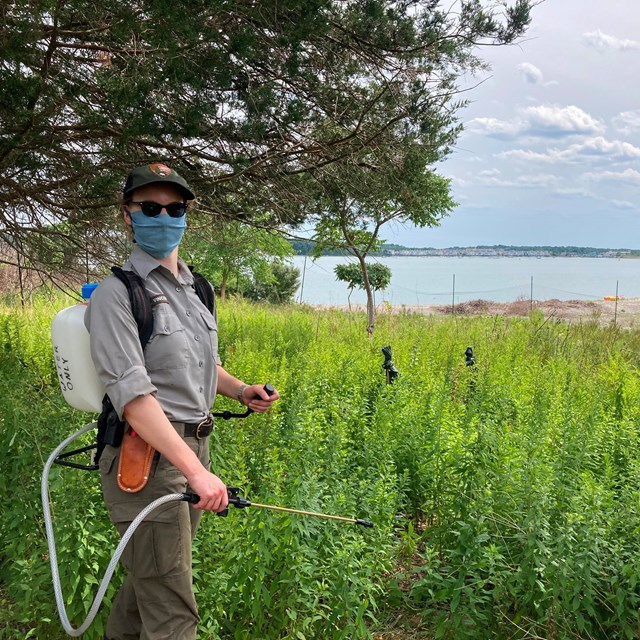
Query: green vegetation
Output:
[[183, 222, 299, 304], [3, 297, 640, 639], [305, 119, 455, 335], [243, 261, 301, 304]]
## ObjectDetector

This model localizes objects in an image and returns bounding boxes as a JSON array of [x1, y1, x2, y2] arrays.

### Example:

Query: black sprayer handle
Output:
[[183, 492, 199, 504], [210, 383, 276, 420], [253, 383, 276, 406], [183, 487, 250, 517]]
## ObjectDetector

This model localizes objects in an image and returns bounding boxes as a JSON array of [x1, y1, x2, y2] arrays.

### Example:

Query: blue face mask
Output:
[[129, 211, 187, 258]]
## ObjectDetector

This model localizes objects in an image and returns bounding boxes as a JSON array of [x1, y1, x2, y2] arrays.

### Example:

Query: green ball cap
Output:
[[123, 163, 196, 200]]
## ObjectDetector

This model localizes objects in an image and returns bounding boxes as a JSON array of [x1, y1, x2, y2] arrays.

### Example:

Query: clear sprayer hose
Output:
[[41, 423, 186, 637]]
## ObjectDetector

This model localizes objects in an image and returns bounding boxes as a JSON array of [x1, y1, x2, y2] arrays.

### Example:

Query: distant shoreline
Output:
[[289, 240, 640, 258], [290, 241, 640, 259], [366, 252, 640, 259]]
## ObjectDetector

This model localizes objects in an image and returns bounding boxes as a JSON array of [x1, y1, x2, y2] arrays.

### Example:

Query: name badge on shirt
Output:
[[150, 294, 169, 307]]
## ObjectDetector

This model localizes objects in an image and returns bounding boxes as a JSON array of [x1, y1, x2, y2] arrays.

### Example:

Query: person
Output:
[[85, 163, 279, 640]]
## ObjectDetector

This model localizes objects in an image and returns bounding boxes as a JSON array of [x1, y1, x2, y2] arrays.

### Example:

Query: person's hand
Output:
[[241, 384, 280, 413], [186, 470, 228, 512]]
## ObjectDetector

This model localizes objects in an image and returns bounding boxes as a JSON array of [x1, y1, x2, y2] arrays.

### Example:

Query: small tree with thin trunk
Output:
[[310, 147, 455, 336]]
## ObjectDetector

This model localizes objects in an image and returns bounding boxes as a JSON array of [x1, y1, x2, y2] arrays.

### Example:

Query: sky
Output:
[[388, 0, 640, 250]]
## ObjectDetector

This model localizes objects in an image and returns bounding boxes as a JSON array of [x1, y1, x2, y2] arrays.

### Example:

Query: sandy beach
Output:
[[316, 297, 640, 329]]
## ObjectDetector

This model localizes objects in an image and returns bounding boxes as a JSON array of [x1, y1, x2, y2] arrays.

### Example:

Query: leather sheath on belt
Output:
[[117, 426, 155, 493]]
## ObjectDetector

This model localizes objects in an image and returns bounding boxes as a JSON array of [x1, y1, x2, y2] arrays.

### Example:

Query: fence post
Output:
[[452, 274, 456, 315], [298, 255, 307, 304], [614, 280, 619, 326], [530, 276, 533, 311]]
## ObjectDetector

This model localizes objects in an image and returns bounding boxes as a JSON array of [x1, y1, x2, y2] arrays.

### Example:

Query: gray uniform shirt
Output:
[[85, 246, 221, 422]]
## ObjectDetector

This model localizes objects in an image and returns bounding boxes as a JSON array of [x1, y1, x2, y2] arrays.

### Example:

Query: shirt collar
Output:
[[125, 245, 194, 285]]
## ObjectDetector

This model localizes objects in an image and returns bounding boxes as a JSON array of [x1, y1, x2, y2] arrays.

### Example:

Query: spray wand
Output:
[[184, 487, 373, 527]]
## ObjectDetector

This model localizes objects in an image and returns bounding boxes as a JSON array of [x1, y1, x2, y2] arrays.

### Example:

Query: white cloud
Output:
[[584, 168, 640, 184], [516, 63, 558, 88], [478, 173, 560, 188], [515, 174, 562, 187], [467, 117, 523, 138], [572, 137, 640, 160], [517, 62, 544, 84], [478, 177, 512, 186], [523, 105, 605, 137], [468, 105, 604, 140], [554, 187, 594, 198], [612, 200, 636, 210], [498, 137, 640, 164], [583, 29, 640, 52], [449, 175, 471, 187], [498, 149, 555, 163], [612, 110, 640, 135]]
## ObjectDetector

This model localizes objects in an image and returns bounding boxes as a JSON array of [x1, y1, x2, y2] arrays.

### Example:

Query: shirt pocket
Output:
[[200, 312, 219, 362], [145, 305, 189, 371]]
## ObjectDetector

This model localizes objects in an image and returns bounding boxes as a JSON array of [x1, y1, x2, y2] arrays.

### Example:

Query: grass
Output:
[[2, 295, 640, 639]]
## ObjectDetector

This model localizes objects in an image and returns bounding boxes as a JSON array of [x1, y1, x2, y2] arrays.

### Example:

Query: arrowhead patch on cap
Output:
[[149, 164, 173, 177]]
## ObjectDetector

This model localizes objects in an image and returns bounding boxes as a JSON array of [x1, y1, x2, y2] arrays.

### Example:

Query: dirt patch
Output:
[[316, 298, 640, 329], [435, 297, 637, 328], [438, 297, 601, 318]]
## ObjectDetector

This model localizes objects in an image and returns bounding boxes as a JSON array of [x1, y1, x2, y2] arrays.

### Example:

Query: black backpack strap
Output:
[[111, 266, 154, 350], [189, 267, 216, 317]]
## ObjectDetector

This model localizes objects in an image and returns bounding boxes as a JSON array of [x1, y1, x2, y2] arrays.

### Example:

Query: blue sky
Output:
[[388, 0, 640, 249]]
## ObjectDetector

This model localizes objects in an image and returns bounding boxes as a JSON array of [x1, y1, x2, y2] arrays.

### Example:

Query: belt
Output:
[[182, 415, 214, 439]]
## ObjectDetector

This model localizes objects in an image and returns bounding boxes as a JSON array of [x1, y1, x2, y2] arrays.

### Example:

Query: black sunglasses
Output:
[[127, 201, 188, 218]]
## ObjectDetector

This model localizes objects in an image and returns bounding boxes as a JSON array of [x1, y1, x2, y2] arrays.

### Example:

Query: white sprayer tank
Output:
[[51, 283, 105, 413]]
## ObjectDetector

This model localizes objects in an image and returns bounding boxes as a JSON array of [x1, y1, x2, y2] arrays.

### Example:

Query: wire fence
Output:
[[294, 257, 633, 310]]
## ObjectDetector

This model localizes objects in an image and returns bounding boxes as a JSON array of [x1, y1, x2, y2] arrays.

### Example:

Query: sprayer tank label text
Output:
[[54, 345, 73, 391]]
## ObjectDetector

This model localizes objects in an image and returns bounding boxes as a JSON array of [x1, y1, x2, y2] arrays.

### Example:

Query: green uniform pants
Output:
[[99, 426, 210, 640]]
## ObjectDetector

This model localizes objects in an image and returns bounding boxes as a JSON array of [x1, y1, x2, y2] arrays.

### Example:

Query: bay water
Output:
[[292, 256, 640, 306]]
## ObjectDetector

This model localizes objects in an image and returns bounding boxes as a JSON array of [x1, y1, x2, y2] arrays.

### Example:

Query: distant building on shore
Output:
[[380, 246, 636, 259], [289, 239, 638, 259]]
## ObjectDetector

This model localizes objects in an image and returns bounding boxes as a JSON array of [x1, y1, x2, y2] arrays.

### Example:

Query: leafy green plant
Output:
[[243, 260, 301, 304], [4, 296, 640, 639]]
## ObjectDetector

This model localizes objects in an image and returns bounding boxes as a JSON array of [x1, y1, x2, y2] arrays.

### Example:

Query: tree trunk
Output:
[[17, 246, 25, 308], [356, 253, 375, 337], [220, 270, 228, 302], [85, 243, 90, 283]]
